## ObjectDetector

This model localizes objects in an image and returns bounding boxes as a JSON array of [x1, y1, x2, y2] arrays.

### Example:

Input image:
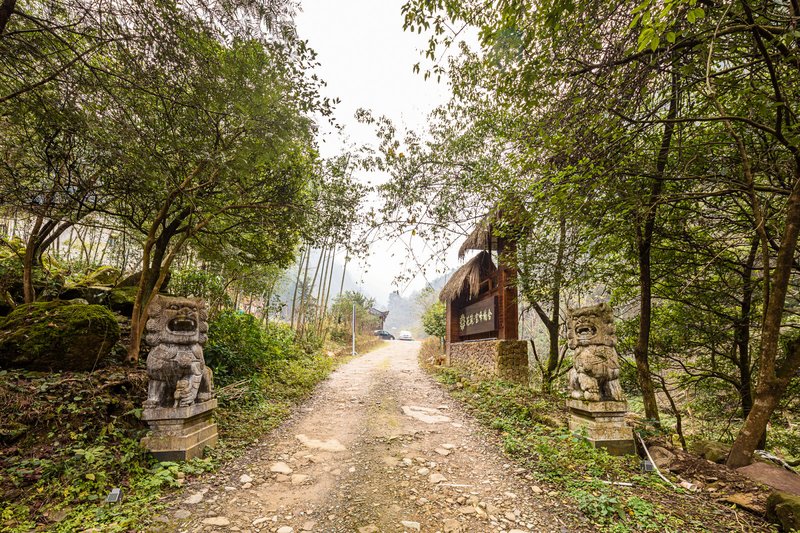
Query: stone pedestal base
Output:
[[567, 399, 635, 456], [141, 399, 218, 461], [447, 339, 528, 384]]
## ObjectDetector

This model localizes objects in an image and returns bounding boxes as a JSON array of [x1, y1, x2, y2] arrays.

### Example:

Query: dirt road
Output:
[[159, 341, 578, 532]]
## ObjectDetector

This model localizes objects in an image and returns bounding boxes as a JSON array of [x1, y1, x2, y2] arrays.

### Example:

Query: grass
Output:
[[429, 366, 773, 532]]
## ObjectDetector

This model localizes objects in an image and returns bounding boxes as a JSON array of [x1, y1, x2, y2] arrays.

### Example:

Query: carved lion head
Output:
[[566, 302, 616, 349], [145, 295, 208, 347]]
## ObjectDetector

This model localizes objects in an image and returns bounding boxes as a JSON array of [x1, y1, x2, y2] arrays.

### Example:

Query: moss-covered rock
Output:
[[767, 491, 800, 532], [0, 290, 14, 317], [690, 439, 730, 463], [76, 266, 121, 287], [59, 285, 111, 305], [0, 301, 120, 371], [107, 286, 138, 317]]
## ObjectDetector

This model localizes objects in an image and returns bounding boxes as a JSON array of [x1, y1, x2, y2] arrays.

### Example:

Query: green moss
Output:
[[0, 301, 120, 371], [767, 492, 800, 532], [76, 265, 122, 287], [108, 286, 138, 316]]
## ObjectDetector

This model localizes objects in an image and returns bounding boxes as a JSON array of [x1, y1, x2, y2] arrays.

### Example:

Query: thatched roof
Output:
[[458, 216, 499, 260], [439, 251, 497, 302]]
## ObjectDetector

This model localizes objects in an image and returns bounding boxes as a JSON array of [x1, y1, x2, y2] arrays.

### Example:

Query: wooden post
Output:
[[445, 300, 457, 359], [497, 239, 519, 340]]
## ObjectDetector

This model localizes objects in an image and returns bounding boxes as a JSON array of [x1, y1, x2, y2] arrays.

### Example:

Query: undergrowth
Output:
[[0, 315, 345, 532], [431, 366, 770, 532]]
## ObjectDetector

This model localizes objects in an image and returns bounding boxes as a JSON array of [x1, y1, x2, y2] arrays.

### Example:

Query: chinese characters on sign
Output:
[[458, 296, 498, 336]]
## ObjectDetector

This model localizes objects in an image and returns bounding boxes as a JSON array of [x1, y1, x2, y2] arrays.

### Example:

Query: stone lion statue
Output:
[[567, 302, 624, 402], [143, 295, 214, 409]]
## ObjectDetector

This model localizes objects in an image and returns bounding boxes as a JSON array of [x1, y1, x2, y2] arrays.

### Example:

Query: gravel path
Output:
[[155, 341, 582, 532]]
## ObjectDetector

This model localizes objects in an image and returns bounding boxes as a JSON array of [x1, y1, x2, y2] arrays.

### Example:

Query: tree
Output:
[[330, 291, 381, 340], [398, 0, 800, 466], [1, 1, 335, 365], [108, 34, 321, 362], [422, 300, 446, 340]]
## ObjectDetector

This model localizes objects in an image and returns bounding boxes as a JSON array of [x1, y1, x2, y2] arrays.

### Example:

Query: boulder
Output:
[[108, 286, 138, 317], [767, 492, 800, 532], [737, 462, 800, 495], [648, 445, 676, 470], [76, 266, 121, 287], [0, 300, 120, 371], [690, 439, 730, 463], [60, 286, 111, 305]]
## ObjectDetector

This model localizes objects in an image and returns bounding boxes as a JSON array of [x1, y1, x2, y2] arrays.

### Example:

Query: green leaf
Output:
[[650, 36, 660, 51], [666, 31, 677, 43], [637, 28, 655, 52]]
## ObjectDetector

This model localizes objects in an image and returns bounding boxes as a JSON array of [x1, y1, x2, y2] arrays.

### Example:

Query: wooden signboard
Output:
[[458, 296, 498, 336]]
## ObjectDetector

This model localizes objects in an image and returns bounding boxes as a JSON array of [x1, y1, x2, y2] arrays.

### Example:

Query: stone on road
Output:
[[157, 341, 581, 531], [296, 433, 347, 452]]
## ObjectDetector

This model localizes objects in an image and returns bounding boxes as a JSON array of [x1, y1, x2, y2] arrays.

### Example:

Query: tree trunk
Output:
[[296, 246, 313, 333], [300, 245, 326, 336], [0, 0, 16, 37], [633, 241, 660, 423], [317, 246, 335, 334], [314, 246, 331, 328], [339, 255, 348, 296], [632, 64, 679, 424], [735, 237, 759, 418], [728, 182, 800, 467], [542, 216, 567, 393], [22, 215, 44, 303], [290, 246, 306, 329], [126, 215, 182, 364]]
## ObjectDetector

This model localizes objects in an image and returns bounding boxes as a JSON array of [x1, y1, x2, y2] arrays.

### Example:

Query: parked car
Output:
[[373, 329, 395, 340], [398, 330, 413, 341]]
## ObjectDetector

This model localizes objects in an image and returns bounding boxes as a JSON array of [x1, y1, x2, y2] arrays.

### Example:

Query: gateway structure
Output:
[[439, 217, 528, 383]]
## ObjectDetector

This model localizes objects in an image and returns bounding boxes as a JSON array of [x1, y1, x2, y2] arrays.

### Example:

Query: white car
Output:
[[398, 330, 413, 341]]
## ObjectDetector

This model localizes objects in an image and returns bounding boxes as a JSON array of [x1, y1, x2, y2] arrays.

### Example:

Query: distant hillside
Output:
[[383, 272, 449, 338]]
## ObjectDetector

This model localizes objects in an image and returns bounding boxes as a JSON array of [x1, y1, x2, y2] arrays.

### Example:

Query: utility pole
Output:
[[351, 303, 357, 356]]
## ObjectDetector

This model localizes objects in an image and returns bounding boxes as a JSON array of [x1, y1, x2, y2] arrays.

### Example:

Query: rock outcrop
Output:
[[767, 492, 800, 532], [0, 300, 120, 371]]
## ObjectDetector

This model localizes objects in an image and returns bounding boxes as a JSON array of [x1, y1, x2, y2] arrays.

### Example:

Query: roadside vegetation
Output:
[[0, 309, 352, 532], [428, 364, 773, 532]]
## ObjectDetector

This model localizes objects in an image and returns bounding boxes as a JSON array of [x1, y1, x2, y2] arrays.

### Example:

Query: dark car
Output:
[[373, 329, 395, 340]]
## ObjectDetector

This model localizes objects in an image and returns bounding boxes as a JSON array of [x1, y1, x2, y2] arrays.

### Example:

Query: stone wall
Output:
[[447, 339, 528, 384]]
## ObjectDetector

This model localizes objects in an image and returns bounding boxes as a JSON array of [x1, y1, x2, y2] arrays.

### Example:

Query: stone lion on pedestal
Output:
[[143, 295, 214, 409], [567, 302, 624, 402]]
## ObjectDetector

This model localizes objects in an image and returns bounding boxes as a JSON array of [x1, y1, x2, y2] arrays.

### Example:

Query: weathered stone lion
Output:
[[567, 302, 624, 402], [143, 295, 214, 409]]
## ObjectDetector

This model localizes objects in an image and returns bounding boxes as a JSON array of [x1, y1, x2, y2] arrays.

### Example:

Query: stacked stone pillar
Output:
[[447, 339, 528, 384], [566, 399, 635, 455], [141, 399, 218, 461]]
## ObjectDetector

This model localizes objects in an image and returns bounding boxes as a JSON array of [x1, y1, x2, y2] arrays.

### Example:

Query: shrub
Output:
[[421, 301, 446, 339], [170, 268, 231, 312], [205, 311, 302, 387], [418, 337, 445, 369]]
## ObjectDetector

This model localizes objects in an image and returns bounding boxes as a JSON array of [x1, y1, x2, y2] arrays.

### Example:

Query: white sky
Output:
[[295, 0, 463, 307]]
